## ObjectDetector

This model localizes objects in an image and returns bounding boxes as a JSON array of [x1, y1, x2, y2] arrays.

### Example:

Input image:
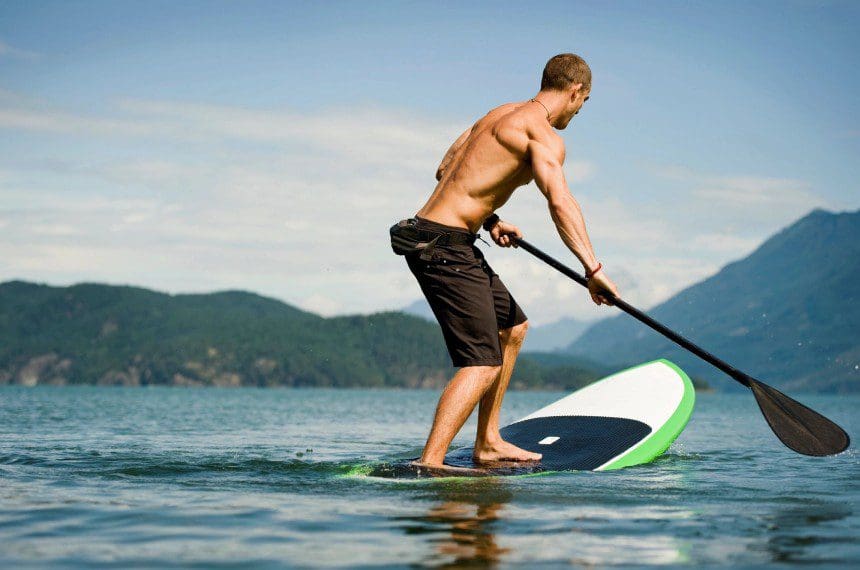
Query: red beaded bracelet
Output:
[[586, 262, 603, 279]]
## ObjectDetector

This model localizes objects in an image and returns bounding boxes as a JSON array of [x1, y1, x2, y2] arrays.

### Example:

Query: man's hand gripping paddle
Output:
[[512, 236, 850, 457]]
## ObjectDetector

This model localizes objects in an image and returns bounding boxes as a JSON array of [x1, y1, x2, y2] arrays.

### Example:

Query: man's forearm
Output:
[[548, 192, 598, 271]]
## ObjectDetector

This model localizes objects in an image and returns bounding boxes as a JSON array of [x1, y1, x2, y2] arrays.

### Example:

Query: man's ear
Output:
[[570, 83, 583, 101]]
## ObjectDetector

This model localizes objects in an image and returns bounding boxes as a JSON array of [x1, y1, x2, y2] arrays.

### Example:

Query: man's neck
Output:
[[532, 90, 568, 129]]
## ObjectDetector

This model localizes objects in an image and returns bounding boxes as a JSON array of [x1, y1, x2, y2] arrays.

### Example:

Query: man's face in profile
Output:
[[558, 88, 589, 130]]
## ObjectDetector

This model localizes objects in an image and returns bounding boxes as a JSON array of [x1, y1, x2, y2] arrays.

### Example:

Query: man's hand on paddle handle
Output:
[[490, 220, 522, 248], [588, 271, 619, 306]]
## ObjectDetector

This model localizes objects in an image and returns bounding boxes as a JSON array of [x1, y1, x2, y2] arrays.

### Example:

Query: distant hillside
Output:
[[401, 299, 435, 321], [402, 299, 593, 352], [523, 317, 592, 352], [567, 209, 860, 393], [0, 281, 600, 390]]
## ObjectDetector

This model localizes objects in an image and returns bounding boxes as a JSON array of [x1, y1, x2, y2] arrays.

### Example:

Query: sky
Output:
[[1, 0, 858, 325]]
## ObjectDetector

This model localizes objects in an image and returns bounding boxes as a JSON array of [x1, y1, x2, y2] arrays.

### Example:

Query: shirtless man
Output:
[[392, 53, 619, 467]]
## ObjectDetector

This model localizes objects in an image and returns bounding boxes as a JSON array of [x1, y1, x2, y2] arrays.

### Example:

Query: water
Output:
[[0, 386, 857, 568]]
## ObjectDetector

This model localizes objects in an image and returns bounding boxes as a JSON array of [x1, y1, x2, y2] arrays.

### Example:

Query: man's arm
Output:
[[528, 139, 598, 272], [528, 138, 619, 305], [436, 126, 472, 181]]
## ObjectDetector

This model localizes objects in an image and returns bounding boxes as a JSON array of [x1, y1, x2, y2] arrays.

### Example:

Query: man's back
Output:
[[417, 101, 562, 232]]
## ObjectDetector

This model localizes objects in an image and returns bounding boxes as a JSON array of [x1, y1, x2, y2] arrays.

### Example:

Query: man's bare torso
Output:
[[416, 101, 564, 232]]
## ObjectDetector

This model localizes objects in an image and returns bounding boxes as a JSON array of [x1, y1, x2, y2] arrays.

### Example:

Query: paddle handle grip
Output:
[[512, 237, 753, 388]]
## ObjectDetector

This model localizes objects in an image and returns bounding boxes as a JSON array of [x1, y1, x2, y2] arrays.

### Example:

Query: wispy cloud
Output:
[[653, 165, 824, 227], [0, 40, 40, 61], [688, 232, 762, 254], [0, 92, 833, 324], [0, 107, 181, 138], [656, 165, 814, 202], [567, 160, 595, 184], [0, 96, 456, 174], [695, 175, 812, 205], [0, 92, 462, 315]]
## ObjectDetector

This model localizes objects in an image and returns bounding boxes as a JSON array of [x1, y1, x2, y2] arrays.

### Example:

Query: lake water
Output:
[[0, 385, 857, 568]]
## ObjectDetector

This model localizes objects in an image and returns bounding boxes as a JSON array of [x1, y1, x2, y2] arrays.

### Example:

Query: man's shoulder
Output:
[[475, 102, 524, 131], [483, 101, 546, 135], [477, 101, 563, 155], [487, 101, 523, 115], [495, 103, 559, 137], [522, 116, 563, 157]]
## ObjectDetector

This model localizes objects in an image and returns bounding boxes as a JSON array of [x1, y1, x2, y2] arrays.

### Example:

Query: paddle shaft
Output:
[[513, 237, 753, 388]]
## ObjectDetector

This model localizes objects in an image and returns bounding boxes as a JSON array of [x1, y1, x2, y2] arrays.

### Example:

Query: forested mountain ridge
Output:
[[567, 209, 860, 393], [0, 280, 601, 390]]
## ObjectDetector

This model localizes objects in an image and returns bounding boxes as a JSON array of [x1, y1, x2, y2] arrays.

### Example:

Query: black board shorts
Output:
[[404, 217, 528, 368]]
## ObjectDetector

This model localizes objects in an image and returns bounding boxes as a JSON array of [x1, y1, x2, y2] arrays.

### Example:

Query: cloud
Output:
[[0, 92, 833, 324], [567, 160, 595, 184], [688, 232, 762, 254], [653, 165, 822, 224], [301, 293, 343, 317], [0, 107, 181, 138], [0, 40, 40, 61], [0, 96, 456, 175], [694, 176, 813, 208], [116, 98, 454, 167], [0, 93, 462, 315]]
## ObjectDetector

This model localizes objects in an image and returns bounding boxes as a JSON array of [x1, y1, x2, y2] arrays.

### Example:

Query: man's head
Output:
[[541, 53, 591, 129]]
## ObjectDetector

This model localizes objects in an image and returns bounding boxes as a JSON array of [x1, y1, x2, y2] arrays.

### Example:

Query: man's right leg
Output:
[[417, 365, 501, 466], [474, 320, 541, 463]]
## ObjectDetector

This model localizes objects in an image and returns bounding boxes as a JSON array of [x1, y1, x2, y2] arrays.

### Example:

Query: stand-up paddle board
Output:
[[360, 359, 695, 479]]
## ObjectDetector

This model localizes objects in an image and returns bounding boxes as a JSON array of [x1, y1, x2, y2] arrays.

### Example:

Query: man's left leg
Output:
[[473, 320, 541, 462]]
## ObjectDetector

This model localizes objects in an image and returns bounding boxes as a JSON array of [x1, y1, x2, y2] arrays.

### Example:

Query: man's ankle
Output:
[[475, 434, 503, 448], [417, 453, 444, 466]]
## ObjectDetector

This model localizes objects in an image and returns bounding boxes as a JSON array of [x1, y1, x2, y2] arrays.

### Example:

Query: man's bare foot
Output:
[[409, 460, 487, 476], [473, 440, 542, 463]]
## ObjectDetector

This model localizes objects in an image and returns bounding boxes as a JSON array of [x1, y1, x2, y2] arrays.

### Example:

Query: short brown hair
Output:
[[541, 53, 591, 91]]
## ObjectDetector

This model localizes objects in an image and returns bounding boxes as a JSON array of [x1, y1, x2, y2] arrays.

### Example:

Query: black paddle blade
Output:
[[748, 379, 850, 456]]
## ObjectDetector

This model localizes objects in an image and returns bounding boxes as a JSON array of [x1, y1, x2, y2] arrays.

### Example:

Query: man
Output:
[[391, 53, 619, 468]]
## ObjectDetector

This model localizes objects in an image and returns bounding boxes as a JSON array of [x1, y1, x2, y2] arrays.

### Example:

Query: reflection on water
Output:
[[394, 480, 697, 567], [762, 501, 854, 564], [422, 500, 509, 567], [388, 464, 723, 567], [396, 487, 513, 568]]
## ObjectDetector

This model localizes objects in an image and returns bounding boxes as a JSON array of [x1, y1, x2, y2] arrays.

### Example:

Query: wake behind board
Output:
[[365, 359, 695, 479]]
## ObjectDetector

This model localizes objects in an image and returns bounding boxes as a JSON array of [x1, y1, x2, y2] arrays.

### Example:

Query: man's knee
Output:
[[500, 320, 529, 348], [463, 364, 502, 388]]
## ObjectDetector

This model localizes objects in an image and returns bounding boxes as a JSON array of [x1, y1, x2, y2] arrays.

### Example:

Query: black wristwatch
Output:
[[482, 214, 500, 231]]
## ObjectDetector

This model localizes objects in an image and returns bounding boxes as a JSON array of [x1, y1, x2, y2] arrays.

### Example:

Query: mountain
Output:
[[0, 281, 599, 390], [523, 317, 592, 352], [566, 209, 860, 393], [402, 299, 593, 352], [401, 298, 435, 321]]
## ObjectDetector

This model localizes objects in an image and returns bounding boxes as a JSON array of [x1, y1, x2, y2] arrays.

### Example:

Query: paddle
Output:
[[512, 236, 850, 457]]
